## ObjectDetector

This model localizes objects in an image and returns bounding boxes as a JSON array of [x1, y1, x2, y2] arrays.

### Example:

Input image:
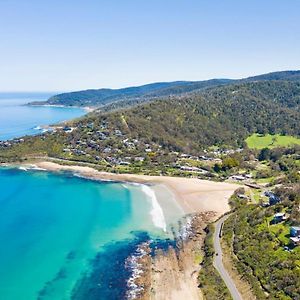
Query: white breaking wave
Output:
[[125, 242, 150, 300], [121, 183, 130, 190], [18, 166, 28, 171], [180, 215, 194, 240], [28, 164, 47, 171], [141, 185, 167, 232], [19, 164, 47, 171]]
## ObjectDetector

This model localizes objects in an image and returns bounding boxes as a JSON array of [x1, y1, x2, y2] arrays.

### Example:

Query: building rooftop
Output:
[[291, 226, 300, 230]]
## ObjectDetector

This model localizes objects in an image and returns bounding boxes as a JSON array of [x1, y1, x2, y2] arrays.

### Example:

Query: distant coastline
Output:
[[0, 94, 87, 141], [26, 103, 95, 113]]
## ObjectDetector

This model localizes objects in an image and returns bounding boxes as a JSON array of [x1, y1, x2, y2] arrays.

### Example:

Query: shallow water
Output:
[[0, 168, 184, 299], [0, 93, 85, 140]]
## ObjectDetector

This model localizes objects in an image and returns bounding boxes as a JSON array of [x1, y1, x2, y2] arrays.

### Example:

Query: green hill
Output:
[[30, 79, 232, 107], [3, 72, 300, 164], [92, 81, 300, 153], [29, 70, 300, 108]]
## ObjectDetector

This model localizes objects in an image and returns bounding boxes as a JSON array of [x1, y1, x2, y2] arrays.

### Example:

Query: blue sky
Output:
[[0, 0, 299, 91]]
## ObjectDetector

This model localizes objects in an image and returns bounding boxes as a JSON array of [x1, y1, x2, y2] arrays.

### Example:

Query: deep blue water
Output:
[[0, 93, 85, 141], [0, 168, 183, 299]]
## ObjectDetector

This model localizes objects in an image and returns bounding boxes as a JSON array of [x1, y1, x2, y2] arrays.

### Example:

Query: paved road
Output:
[[213, 214, 243, 300]]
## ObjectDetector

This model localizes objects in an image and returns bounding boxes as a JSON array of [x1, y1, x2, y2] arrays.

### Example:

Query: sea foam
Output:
[[141, 185, 167, 232]]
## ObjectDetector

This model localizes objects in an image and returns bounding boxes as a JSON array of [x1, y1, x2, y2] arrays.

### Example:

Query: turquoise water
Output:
[[0, 93, 85, 141], [0, 167, 183, 299]]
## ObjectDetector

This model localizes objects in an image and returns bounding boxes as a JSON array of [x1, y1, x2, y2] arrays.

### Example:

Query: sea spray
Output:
[[141, 185, 167, 232]]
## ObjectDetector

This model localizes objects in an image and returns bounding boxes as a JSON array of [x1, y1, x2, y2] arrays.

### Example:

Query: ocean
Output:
[[0, 167, 184, 299], [0, 93, 85, 141]]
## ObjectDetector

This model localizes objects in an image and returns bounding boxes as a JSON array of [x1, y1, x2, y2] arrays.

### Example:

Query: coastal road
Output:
[[213, 215, 243, 300]]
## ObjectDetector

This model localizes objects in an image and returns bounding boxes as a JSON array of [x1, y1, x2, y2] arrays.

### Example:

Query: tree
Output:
[[222, 157, 240, 170], [259, 148, 271, 161]]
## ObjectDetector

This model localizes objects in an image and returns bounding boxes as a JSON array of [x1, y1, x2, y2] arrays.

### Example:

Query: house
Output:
[[272, 213, 286, 224], [114, 129, 123, 136], [230, 175, 245, 181], [265, 191, 280, 205], [63, 126, 73, 132], [134, 157, 145, 162], [290, 226, 300, 237], [269, 194, 281, 205], [87, 122, 94, 129], [290, 236, 300, 247], [119, 161, 130, 166], [237, 194, 248, 200], [199, 155, 209, 161], [180, 166, 200, 172], [98, 132, 108, 140]]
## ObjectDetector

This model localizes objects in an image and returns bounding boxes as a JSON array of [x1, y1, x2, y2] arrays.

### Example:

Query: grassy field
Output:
[[246, 134, 300, 149]]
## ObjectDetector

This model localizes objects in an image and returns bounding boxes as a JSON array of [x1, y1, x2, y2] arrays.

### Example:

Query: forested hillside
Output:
[[30, 79, 231, 107], [86, 80, 300, 152], [2, 73, 300, 166], [29, 70, 300, 108], [244, 70, 300, 82]]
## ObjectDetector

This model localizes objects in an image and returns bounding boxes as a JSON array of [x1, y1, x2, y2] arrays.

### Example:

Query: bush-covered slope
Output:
[[30, 70, 300, 108], [32, 79, 232, 107], [244, 70, 300, 82], [91, 81, 300, 152], [3, 78, 300, 163]]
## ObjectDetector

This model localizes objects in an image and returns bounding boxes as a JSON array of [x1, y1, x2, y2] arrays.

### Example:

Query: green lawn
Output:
[[252, 189, 262, 203], [256, 177, 275, 184], [246, 134, 300, 149]]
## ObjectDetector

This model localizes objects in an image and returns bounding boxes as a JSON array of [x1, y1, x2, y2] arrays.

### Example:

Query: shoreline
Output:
[[134, 211, 217, 300], [21, 161, 239, 219], [3, 161, 239, 300], [26, 103, 96, 113]]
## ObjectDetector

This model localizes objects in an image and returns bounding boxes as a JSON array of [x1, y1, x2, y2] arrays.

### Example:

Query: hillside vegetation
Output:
[[29, 70, 300, 108], [2, 70, 300, 300], [223, 185, 300, 300], [31, 79, 231, 107], [2, 77, 300, 165], [92, 80, 300, 153]]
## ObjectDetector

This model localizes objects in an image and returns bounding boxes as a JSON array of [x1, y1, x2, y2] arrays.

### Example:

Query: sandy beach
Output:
[[19, 161, 239, 300], [32, 161, 239, 220]]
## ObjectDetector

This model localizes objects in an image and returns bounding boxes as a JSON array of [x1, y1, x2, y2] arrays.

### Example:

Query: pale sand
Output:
[[33, 161, 239, 219]]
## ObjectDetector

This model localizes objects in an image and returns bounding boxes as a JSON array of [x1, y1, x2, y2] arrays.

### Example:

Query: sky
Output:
[[0, 0, 299, 92]]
